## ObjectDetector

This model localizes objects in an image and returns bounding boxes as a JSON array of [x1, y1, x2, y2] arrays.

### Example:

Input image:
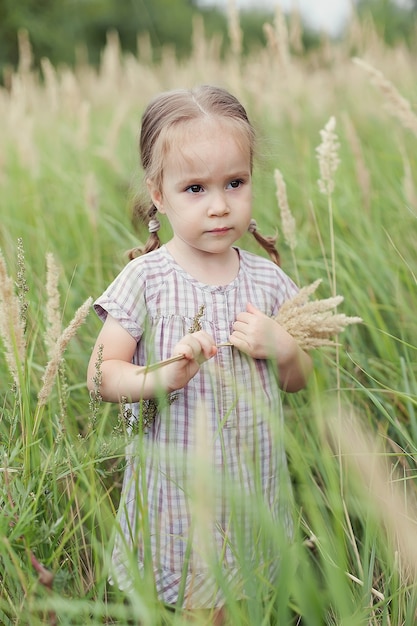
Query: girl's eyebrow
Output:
[[175, 176, 204, 190], [177, 170, 251, 186]]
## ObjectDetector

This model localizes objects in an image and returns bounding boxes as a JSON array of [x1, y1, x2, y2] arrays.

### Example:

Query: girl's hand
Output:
[[229, 302, 285, 359], [229, 302, 312, 392], [163, 330, 217, 393], [87, 317, 217, 403]]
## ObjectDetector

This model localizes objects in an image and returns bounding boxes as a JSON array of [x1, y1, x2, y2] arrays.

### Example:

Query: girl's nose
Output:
[[208, 191, 230, 216]]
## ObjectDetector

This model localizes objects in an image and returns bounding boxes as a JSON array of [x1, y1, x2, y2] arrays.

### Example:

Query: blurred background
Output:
[[1, 0, 417, 83]]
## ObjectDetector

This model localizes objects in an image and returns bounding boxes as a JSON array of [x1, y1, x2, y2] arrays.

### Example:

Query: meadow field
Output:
[[1, 7, 417, 625]]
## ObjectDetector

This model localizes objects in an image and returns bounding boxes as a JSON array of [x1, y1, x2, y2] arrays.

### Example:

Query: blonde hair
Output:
[[129, 85, 280, 265]]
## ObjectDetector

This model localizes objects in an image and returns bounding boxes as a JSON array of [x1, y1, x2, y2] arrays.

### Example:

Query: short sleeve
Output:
[[93, 259, 148, 342]]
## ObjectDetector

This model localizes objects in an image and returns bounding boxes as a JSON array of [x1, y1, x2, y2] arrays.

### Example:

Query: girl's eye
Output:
[[228, 179, 243, 189], [186, 184, 204, 193]]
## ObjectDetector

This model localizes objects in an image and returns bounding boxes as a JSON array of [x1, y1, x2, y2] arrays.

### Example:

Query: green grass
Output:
[[1, 17, 417, 625]]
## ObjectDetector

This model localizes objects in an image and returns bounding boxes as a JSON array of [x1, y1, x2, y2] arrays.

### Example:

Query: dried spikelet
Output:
[[189, 402, 215, 572], [137, 32, 152, 65], [60, 69, 81, 115], [38, 297, 93, 406], [275, 279, 362, 350], [342, 113, 371, 211], [16, 238, 29, 330], [263, 23, 279, 60], [100, 30, 122, 85], [0, 251, 27, 388], [191, 14, 208, 68], [274, 4, 290, 70], [353, 57, 417, 139], [188, 305, 205, 333], [274, 168, 297, 250], [316, 116, 340, 196], [345, 8, 365, 52], [88, 343, 103, 431], [9, 74, 27, 123], [400, 143, 417, 211], [227, 0, 243, 59], [44, 253, 62, 359], [263, 8, 290, 70], [9, 105, 39, 175], [328, 410, 417, 583], [289, 6, 304, 54], [40, 57, 59, 112], [17, 29, 33, 75]]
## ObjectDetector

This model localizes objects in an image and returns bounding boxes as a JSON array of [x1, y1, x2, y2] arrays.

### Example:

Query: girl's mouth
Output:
[[208, 227, 231, 234]]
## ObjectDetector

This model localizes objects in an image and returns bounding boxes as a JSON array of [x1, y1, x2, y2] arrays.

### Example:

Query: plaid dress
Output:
[[94, 245, 298, 607]]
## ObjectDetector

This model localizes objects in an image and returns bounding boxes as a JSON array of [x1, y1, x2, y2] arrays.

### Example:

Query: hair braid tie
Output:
[[248, 219, 257, 233], [148, 218, 161, 233]]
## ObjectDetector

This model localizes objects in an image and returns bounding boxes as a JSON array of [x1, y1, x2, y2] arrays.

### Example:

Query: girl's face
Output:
[[147, 118, 252, 265]]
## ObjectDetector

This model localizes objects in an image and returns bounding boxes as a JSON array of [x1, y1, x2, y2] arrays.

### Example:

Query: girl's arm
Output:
[[229, 302, 313, 393], [87, 314, 217, 403]]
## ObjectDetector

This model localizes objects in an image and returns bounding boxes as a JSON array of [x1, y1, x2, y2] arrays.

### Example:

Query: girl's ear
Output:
[[146, 178, 164, 214]]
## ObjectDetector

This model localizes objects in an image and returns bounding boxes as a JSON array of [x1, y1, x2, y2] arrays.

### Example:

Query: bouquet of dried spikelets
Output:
[[276, 278, 362, 350]]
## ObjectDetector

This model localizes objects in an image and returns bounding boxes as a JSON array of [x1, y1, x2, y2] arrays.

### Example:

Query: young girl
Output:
[[87, 85, 312, 624]]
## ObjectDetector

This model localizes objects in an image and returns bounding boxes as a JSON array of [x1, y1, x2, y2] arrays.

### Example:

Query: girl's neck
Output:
[[165, 242, 239, 286]]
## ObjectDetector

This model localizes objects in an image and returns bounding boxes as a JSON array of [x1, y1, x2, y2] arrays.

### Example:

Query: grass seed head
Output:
[[45, 252, 62, 358], [0, 250, 27, 388], [316, 116, 340, 196], [274, 168, 297, 251], [38, 297, 93, 406], [353, 57, 417, 139]]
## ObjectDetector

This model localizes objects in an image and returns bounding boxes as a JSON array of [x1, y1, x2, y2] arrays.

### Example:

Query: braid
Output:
[[127, 203, 162, 260], [248, 219, 280, 266]]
